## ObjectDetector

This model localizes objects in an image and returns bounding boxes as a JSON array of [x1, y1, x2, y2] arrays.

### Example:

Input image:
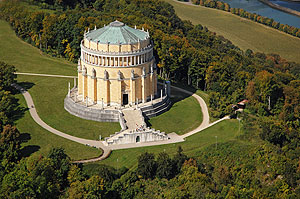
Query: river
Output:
[[220, 0, 300, 28]]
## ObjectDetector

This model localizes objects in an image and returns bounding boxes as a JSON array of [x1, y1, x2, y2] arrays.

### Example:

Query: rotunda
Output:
[[77, 20, 157, 107]]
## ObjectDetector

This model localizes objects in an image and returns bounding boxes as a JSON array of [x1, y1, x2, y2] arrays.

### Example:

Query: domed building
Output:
[[65, 20, 171, 145], [77, 20, 157, 107]]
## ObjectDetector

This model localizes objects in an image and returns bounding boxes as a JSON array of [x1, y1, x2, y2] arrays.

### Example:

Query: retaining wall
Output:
[[64, 97, 119, 122]]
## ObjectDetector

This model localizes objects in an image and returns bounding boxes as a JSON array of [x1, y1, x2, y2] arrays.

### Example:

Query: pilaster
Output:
[[142, 76, 146, 103], [130, 79, 136, 105]]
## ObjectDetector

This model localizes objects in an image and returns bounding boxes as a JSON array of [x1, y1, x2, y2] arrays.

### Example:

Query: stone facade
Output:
[[104, 128, 169, 146]]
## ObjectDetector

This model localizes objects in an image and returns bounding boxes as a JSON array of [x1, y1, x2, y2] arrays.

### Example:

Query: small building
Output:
[[237, 99, 248, 109]]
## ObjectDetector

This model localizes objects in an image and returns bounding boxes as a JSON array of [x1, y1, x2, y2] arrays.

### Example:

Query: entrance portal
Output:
[[136, 136, 140, 143], [123, 93, 128, 105]]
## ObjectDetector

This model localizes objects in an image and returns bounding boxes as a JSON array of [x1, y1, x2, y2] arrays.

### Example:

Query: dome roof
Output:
[[85, 20, 149, 45]]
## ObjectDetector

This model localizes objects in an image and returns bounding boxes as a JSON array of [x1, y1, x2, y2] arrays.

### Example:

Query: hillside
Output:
[[164, 0, 300, 63]]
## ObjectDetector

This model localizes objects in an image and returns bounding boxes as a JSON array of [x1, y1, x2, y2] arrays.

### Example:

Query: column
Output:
[[118, 57, 120, 67], [136, 56, 138, 65]]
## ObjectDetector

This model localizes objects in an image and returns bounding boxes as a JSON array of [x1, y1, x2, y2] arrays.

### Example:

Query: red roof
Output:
[[238, 99, 248, 105]]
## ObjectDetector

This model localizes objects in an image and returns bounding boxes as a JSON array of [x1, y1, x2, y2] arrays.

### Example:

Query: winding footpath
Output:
[[15, 72, 229, 163]]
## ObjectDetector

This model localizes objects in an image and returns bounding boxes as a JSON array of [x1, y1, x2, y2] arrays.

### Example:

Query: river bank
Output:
[[259, 0, 300, 17]]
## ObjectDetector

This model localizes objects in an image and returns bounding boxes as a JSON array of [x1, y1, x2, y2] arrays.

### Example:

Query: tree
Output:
[[137, 152, 157, 179], [0, 61, 16, 91], [0, 90, 19, 128], [0, 125, 21, 168], [67, 165, 85, 184], [0, 159, 35, 198], [156, 152, 174, 179], [66, 176, 106, 198], [173, 146, 188, 174], [47, 147, 71, 188]]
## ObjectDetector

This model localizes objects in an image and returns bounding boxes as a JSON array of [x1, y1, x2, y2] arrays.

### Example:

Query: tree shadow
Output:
[[19, 132, 32, 142], [18, 133, 40, 158], [17, 81, 35, 90], [19, 145, 41, 158], [10, 81, 35, 122]]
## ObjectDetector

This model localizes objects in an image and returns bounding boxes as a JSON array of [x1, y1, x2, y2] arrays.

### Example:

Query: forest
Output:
[[0, 0, 300, 198]]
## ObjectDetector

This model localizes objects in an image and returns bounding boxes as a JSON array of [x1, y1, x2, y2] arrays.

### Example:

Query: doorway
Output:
[[136, 136, 140, 143], [123, 93, 128, 105]]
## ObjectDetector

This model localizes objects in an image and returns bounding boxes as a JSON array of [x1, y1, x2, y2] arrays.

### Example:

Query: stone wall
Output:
[[64, 97, 119, 122]]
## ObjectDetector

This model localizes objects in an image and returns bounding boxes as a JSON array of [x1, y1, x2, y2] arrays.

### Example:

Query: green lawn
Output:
[[164, 0, 300, 63], [98, 119, 240, 169], [17, 75, 121, 140], [0, 20, 75, 75], [149, 89, 202, 135], [15, 94, 102, 161]]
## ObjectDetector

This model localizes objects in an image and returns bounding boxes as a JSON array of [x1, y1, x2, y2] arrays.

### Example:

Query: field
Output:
[[89, 119, 240, 169], [164, 0, 300, 63]]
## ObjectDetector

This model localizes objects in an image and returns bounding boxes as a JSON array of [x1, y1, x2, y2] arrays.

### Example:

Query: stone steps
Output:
[[122, 109, 144, 130]]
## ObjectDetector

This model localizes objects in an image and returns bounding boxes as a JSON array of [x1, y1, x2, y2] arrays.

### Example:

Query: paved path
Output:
[[16, 72, 77, 79], [15, 72, 229, 162], [13, 83, 111, 163]]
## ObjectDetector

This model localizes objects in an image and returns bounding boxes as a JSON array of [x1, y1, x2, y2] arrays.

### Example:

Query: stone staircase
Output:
[[122, 109, 145, 130], [104, 108, 169, 146], [140, 96, 172, 119]]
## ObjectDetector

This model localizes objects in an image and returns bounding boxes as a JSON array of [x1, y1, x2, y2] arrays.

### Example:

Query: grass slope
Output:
[[164, 0, 300, 63], [98, 119, 239, 169], [16, 94, 102, 161], [17, 75, 121, 140], [0, 20, 75, 75], [149, 89, 202, 135]]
